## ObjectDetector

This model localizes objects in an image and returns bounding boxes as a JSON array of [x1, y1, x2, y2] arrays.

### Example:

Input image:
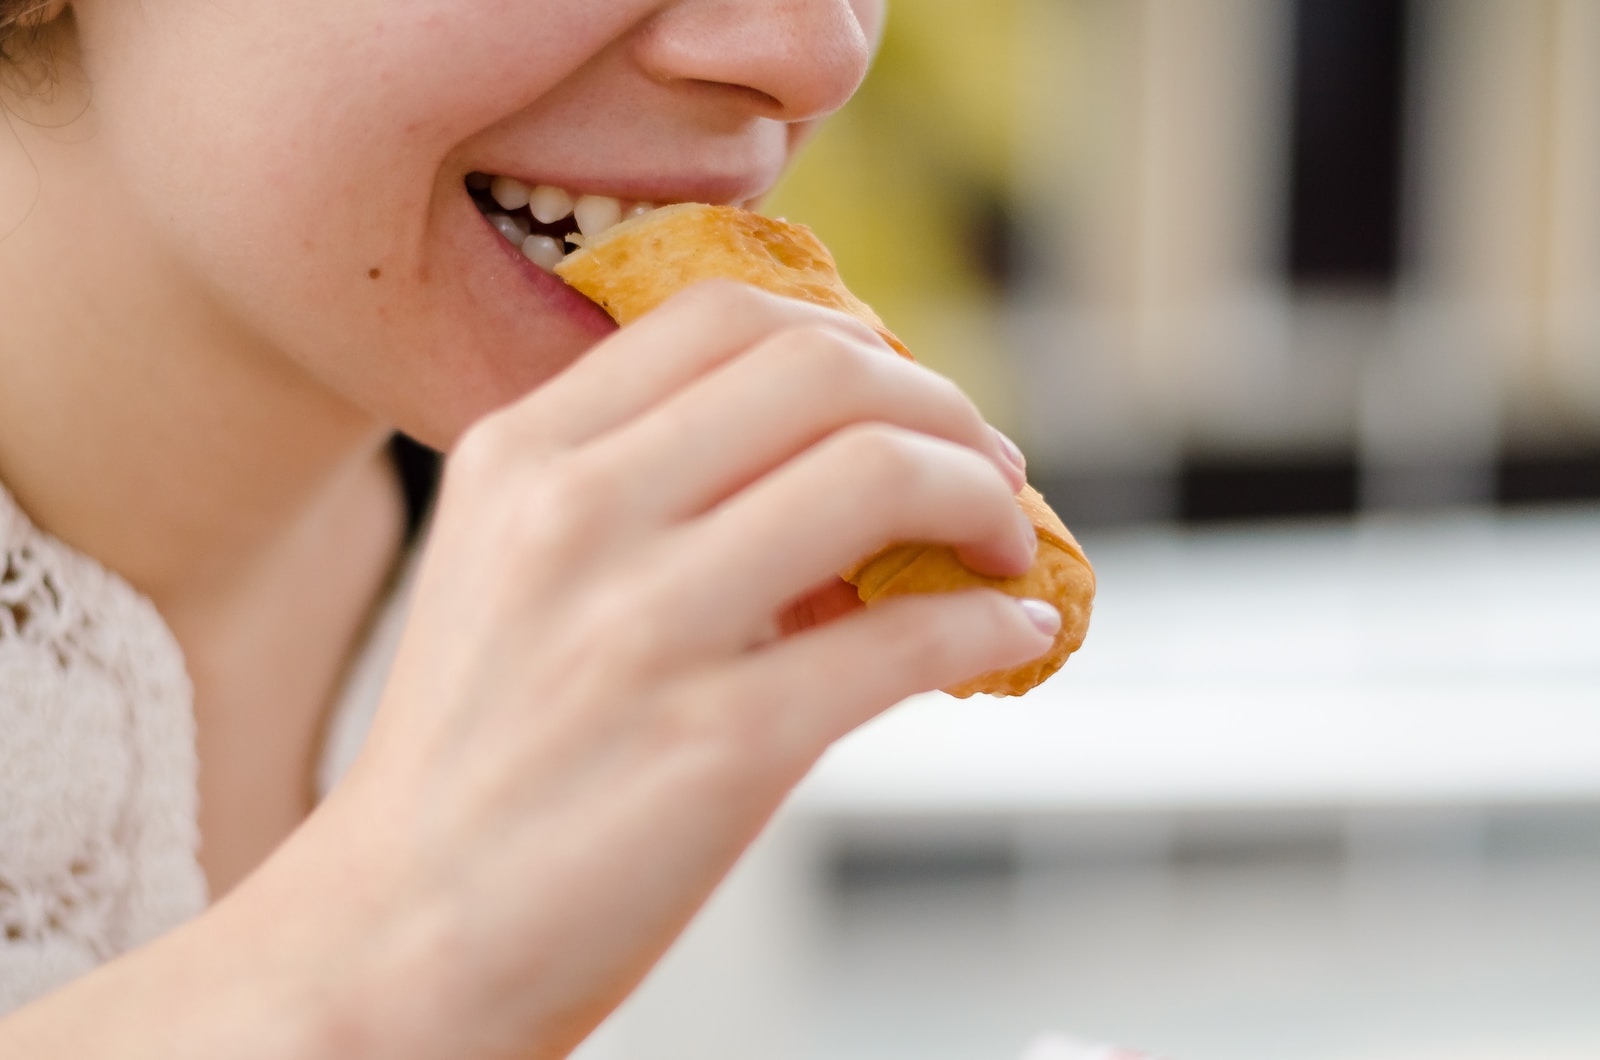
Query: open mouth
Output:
[[466, 172, 658, 273]]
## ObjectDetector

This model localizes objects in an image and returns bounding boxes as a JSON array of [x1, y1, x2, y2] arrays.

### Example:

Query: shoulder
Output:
[[0, 481, 207, 1014]]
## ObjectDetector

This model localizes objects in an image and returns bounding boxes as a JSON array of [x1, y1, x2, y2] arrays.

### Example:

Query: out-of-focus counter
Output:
[[799, 504, 1600, 816]]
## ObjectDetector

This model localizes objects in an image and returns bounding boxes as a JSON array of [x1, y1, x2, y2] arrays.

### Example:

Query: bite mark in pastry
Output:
[[556, 203, 1094, 697]]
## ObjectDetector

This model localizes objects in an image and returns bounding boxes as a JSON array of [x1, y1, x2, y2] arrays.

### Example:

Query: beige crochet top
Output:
[[0, 482, 403, 1015]]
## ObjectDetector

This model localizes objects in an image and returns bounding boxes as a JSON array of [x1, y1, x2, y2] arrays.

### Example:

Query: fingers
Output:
[[703, 589, 1059, 763], [442, 279, 1042, 677], [659, 425, 1039, 651], [578, 322, 1026, 524], [486, 282, 888, 455]]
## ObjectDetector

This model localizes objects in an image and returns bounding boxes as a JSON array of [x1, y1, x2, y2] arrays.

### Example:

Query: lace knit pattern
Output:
[[0, 484, 207, 1014]]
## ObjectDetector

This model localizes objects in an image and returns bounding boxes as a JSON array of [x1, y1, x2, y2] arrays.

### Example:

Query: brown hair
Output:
[[1, 1, 74, 100], [0, 0, 61, 70]]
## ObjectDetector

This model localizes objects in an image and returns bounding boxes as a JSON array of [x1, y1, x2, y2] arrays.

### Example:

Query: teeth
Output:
[[528, 185, 575, 225], [473, 173, 665, 259], [573, 194, 623, 237], [520, 234, 566, 272], [490, 175, 531, 211], [488, 212, 530, 245]]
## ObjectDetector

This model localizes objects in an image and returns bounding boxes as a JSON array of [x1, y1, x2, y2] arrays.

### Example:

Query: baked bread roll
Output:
[[556, 203, 1094, 697]]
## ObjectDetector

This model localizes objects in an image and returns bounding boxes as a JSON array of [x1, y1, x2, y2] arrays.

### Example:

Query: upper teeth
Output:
[[529, 185, 574, 224], [489, 175, 531, 211], [472, 173, 656, 273], [573, 194, 623, 237]]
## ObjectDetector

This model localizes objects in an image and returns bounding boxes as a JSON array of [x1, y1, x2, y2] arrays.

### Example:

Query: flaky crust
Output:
[[556, 204, 1094, 697], [555, 203, 913, 358]]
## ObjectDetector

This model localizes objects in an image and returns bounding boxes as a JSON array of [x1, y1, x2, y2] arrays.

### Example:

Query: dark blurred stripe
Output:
[[830, 842, 1016, 892], [1038, 447, 1600, 529], [1497, 449, 1600, 505], [1287, 0, 1410, 286], [387, 433, 443, 545], [1179, 455, 1360, 523]]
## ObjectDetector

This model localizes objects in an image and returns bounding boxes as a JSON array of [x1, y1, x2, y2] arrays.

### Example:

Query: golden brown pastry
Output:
[[556, 203, 1094, 697], [840, 484, 1094, 698]]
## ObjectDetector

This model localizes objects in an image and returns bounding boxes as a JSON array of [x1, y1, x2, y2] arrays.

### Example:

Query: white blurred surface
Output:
[[1019, 1034, 1152, 1060], [799, 506, 1600, 815]]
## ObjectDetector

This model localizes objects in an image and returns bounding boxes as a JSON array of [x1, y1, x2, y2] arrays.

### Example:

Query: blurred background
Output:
[[577, 2, 1600, 1058], [771, 0, 1600, 526]]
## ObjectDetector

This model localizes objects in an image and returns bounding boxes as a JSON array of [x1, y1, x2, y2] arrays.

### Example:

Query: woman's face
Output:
[[63, 0, 885, 447]]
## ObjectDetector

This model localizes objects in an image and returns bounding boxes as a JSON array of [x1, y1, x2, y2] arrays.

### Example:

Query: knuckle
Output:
[[445, 423, 629, 574], [446, 414, 514, 492], [768, 325, 872, 389], [578, 579, 671, 672], [834, 424, 923, 496], [773, 340, 986, 456], [928, 371, 983, 430], [899, 365, 989, 450], [508, 456, 619, 559], [671, 277, 766, 320], [816, 332, 882, 388]]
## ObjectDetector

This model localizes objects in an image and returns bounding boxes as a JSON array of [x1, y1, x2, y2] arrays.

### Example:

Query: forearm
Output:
[[0, 903, 354, 1060], [0, 812, 454, 1060]]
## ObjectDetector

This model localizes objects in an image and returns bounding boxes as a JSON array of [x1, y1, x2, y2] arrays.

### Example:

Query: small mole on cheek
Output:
[[368, 267, 382, 280]]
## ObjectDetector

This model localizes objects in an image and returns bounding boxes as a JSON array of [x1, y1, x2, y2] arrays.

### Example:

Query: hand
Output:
[[251, 282, 1057, 1059]]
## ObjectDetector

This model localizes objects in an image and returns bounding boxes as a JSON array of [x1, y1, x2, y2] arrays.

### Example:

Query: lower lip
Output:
[[475, 209, 618, 337]]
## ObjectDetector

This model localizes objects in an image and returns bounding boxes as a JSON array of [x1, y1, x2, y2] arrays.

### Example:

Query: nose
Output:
[[633, 0, 875, 124]]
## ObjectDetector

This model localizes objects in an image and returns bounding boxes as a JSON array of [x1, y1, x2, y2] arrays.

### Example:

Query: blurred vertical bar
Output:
[[1543, 0, 1600, 440], [1012, 0, 1293, 525], [1287, 0, 1408, 287], [1364, 0, 1551, 509], [1010, 0, 1173, 525]]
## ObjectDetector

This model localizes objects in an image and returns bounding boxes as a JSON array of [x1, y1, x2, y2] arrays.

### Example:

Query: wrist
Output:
[[206, 817, 434, 1059], [217, 789, 514, 1060]]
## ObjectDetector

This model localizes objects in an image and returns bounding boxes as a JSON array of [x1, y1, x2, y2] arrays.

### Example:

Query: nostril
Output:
[[682, 79, 785, 115]]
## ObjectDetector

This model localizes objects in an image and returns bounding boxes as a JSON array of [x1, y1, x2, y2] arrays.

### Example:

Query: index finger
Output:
[[491, 281, 890, 454]]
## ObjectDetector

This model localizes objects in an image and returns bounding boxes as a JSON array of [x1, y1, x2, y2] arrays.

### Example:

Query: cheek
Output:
[[83, 1, 518, 268], [72, 0, 634, 434], [81, 0, 629, 223]]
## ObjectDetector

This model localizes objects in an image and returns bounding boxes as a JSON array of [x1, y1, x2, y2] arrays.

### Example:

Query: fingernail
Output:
[[1017, 598, 1061, 637], [992, 427, 1026, 472], [991, 427, 1028, 491], [1020, 518, 1038, 559]]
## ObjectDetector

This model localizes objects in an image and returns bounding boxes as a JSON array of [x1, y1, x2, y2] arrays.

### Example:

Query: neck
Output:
[[0, 331, 391, 604]]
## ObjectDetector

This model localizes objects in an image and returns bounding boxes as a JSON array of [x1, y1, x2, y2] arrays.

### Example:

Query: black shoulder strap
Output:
[[386, 433, 442, 546]]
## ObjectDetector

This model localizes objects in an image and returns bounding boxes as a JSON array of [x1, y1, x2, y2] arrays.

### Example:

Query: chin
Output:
[[371, 325, 607, 454]]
